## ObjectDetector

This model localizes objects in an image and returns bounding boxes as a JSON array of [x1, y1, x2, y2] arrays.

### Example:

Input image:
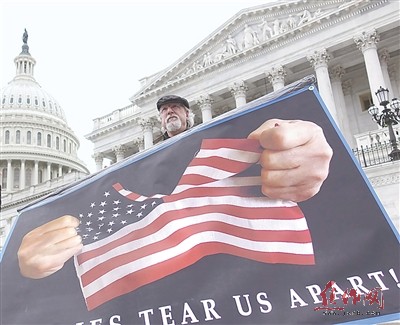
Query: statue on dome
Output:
[[23, 29, 28, 44]]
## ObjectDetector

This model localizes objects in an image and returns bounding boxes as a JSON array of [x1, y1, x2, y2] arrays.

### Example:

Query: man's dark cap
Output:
[[156, 95, 189, 111]]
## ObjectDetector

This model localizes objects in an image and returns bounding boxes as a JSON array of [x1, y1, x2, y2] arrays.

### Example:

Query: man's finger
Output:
[[53, 233, 83, 251], [29, 215, 80, 235], [248, 119, 321, 150]]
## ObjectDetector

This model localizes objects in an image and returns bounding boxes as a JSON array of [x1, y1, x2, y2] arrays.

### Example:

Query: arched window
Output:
[[2, 97, 5, 104], [13, 168, 20, 189], [56, 136, 60, 150], [27, 97, 31, 104], [26, 168, 32, 187], [69, 143, 72, 153], [1, 168, 7, 189], [37, 132, 42, 146], [27, 131, 31, 144], [16, 130, 21, 144], [47, 134, 51, 148], [63, 139, 67, 152], [5, 130, 10, 144]]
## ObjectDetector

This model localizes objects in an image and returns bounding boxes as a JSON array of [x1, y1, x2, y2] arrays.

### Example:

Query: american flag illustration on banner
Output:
[[74, 138, 315, 310]]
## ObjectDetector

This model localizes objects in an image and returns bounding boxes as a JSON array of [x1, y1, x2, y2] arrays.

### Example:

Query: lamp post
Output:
[[368, 86, 400, 161]]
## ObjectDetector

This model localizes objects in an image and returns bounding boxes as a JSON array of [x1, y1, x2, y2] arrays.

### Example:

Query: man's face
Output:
[[159, 103, 189, 136]]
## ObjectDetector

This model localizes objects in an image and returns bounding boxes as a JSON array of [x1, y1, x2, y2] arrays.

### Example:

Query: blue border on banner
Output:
[[0, 213, 20, 262]]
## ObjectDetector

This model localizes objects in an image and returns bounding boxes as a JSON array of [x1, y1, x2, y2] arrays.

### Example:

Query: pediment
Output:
[[130, 0, 374, 102]]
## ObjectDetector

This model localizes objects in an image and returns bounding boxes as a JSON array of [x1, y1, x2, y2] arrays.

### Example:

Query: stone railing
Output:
[[354, 125, 400, 148], [92, 104, 140, 130]]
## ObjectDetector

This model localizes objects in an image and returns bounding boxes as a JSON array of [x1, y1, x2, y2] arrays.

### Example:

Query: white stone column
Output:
[[388, 64, 399, 99], [196, 94, 214, 122], [229, 80, 248, 108], [93, 153, 104, 171], [353, 29, 386, 107], [33, 160, 39, 185], [20, 159, 26, 189], [113, 145, 126, 162], [140, 118, 154, 149], [307, 48, 338, 122], [379, 49, 394, 96], [135, 138, 144, 152], [46, 162, 51, 181], [329, 66, 352, 141], [6, 160, 12, 192], [266, 65, 286, 91], [341, 79, 360, 147]]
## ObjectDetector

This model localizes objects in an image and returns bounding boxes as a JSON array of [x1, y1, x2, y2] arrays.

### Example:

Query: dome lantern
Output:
[[14, 29, 36, 82]]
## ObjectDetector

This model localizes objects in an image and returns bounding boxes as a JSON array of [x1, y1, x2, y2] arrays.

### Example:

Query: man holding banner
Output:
[[18, 94, 333, 280], [4, 81, 399, 324]]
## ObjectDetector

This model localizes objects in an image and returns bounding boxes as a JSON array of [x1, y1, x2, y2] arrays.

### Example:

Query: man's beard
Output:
[[165, 117, 182, 132]]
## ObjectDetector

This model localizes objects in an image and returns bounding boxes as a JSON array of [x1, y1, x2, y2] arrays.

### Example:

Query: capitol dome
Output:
[[1, 73, 67, 122], [0, 30, 89, 194]]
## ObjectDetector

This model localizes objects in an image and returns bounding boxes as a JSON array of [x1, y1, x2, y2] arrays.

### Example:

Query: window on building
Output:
[[56, 136, 60, 150], [26, 168, 32, 187], [13, 168, 20, 189], [35, 98, 38, 106], [27, 131, 31, 144], [63, 139, 67, 152], [16, 130, 21, 144], [47, 134, 51, 148], [2, 97, 5, 104], [27, 97, 30, 104], [38, 170, 43, 184], [69, 143, 72, 153], [5, 130, 10, 144], [1, 168, 7, 189], [18, 96, 22, 104], [37, 132, 42, 146], [360, 92, 374, 112], [10, 96, 14, 104]]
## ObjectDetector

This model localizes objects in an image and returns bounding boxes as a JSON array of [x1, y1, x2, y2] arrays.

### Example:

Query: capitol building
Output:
[[1, 0, 399, 249], [0, 31, 89, 248]]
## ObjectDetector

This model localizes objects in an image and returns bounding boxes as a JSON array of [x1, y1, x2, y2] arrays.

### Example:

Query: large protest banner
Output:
[[1, 77, 399, 325]]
